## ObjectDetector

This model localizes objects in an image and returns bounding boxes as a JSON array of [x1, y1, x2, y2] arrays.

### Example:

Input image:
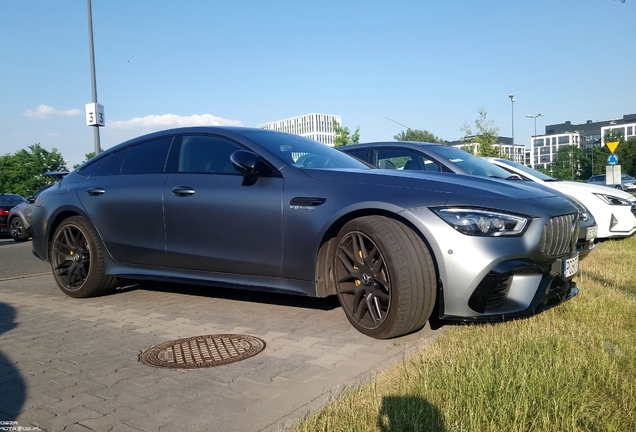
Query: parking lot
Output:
[[0, 237, 440, 432]]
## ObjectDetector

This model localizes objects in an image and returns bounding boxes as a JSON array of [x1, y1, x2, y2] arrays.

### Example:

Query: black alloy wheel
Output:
[[9, 217, 29, 241], [51, 216, 117, 298], [333, 216, 436, 339]]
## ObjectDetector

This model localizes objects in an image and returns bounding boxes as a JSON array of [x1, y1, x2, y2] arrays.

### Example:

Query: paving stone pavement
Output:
[[0, 239, 442, 432]]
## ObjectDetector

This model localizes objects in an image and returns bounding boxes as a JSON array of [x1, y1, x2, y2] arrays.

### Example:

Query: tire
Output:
[[614, 185, 623, 190], [50, 216, 118, 298], [333, 216, 436, 339], [9, 217, 29, 242]]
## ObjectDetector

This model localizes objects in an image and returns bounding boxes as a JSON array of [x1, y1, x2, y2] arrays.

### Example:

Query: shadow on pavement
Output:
[[0, 302, 26, 420], [118, 280, 342, 311], [377, 395, 447, 431]]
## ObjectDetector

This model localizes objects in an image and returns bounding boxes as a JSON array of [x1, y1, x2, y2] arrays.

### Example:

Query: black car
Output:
[[31, 127, 580, 339], [0, 193, 26, 235], [340, 141, 597, 257]]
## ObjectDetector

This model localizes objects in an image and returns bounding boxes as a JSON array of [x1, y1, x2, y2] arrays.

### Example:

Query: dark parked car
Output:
[[8, 174, 68, 241], [0, 193, 26, 235], [32, 127, 580, 339], [340, 141, 597, 257]]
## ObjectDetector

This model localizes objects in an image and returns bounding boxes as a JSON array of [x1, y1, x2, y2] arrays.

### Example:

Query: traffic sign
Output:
[[607, 153, 619, 166], [606, 141, 619, 153]]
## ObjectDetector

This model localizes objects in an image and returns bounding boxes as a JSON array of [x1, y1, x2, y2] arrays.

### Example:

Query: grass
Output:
[[293, 235, 636, 432]]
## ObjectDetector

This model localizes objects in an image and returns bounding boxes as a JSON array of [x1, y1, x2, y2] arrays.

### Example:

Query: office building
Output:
[[257, 113, 342, 146]]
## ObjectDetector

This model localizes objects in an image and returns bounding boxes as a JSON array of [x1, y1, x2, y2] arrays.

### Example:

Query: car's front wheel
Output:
[[333, 216, 436, 339], [9, 217, 29, 242], [50, 216, 118, 298]]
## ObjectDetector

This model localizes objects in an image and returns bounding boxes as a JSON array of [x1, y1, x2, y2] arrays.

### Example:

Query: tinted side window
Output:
[[178, 136, 242, 174], [342, 147, 368, 163], [94, 150, 126, 175], [120, 137, 173, 174]]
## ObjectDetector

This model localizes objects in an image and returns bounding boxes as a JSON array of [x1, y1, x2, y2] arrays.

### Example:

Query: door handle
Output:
[[86, 187, 105, 196], [172, 186, 196, 197]]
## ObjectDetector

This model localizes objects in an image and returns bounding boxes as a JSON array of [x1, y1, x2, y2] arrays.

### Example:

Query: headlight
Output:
[[566, 196, 590, 222], [594, 193, 633, 206], [432, 208, 530, 236]]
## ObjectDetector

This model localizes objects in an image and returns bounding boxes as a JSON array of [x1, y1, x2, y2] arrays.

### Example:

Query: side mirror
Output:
[[27, 197, 36, 204], [230, 150, 259, 186]]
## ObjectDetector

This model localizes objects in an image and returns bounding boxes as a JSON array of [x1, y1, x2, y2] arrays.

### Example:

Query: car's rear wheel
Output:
[[50, 216, 118, 298], [9, 217, 29, 242], [333, 216, 436, 339], [614, 185, 623, 190]]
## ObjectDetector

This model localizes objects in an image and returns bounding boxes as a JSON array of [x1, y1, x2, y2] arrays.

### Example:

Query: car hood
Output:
[[551, 181, 636, 201], [302, 168, 562, 200]]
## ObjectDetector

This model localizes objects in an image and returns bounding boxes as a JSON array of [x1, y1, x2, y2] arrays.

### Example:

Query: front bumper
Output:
[[404, 205, 580, 321], [440, 259, 578, 321]]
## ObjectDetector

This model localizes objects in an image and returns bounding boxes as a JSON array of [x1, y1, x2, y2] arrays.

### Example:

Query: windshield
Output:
[[239, 129, 371, 170], [430, 146, 517, 179], [489, 158, 555, 181]]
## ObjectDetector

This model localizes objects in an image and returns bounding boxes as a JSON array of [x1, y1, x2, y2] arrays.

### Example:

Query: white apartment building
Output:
[[531, 114, 636, 169], [257, 113, 342, 146], [529, 132, 581, 170], [601, 121, 636, 146], [449, 138, 526, 164]]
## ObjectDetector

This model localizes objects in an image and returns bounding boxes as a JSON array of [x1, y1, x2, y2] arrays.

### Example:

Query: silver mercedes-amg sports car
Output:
[[31, 127, 580, 338]]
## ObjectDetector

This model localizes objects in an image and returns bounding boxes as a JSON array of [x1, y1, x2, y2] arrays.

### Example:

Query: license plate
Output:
[[563, 254, 579, 279], [586, 225, 598, 241]]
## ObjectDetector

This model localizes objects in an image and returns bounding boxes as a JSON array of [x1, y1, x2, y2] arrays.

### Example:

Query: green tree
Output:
[[333, 120, 360, 147], [73, 152, 96, 169], [551, 145, 584, 181], [580, 145, 610, 180], [394, 129, 445, 143], [460, 108, 502, 157], [616, 137, 636, 176], [0, 143, 68, 196]]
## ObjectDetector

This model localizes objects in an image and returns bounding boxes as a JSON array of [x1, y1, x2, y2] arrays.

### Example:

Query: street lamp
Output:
[[509, 94, 515, 145], [526, 113, 545, 139]]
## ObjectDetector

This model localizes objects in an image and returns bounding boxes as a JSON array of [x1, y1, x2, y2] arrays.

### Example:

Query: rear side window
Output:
[[92, 150, 126, 176], [120, 137, 173, 174], [342, 147, 368, 162]]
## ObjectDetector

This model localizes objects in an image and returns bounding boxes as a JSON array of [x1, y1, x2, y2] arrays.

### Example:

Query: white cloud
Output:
[[23, 104, 82, 118], [108, 113, 243, 130]]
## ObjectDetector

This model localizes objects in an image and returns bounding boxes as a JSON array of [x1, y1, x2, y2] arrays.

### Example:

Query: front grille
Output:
[[539, 213, 579, 258]]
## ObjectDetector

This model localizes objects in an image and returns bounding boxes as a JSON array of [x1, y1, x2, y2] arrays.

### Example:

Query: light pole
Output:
[[526, 113, 545, 140], [509, 94, 515, 145], [87, 0, 102, 155]]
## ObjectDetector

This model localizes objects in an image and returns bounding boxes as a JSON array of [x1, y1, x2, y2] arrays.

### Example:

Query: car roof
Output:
[[341, 141, 443, 150]]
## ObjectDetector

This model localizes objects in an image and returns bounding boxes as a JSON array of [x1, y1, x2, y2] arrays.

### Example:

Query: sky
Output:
[[1, 0, 635, 167]]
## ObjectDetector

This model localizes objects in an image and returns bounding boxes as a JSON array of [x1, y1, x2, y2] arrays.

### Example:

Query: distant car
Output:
[[9, 184, 55, 241], [484, 158, 636, 240], [8, 172, 69, 242], [31, 127, 581, 339], [0, 193, 27, 235], [339, 141, 597, 257], [587, 174, 636, 192]]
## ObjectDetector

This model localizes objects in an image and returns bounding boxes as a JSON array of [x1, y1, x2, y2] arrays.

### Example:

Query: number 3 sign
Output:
[[85, 103, 105, 126]]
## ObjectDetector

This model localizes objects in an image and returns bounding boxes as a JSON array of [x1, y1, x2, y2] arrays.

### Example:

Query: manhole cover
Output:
[[139, 334, 266, 369]]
